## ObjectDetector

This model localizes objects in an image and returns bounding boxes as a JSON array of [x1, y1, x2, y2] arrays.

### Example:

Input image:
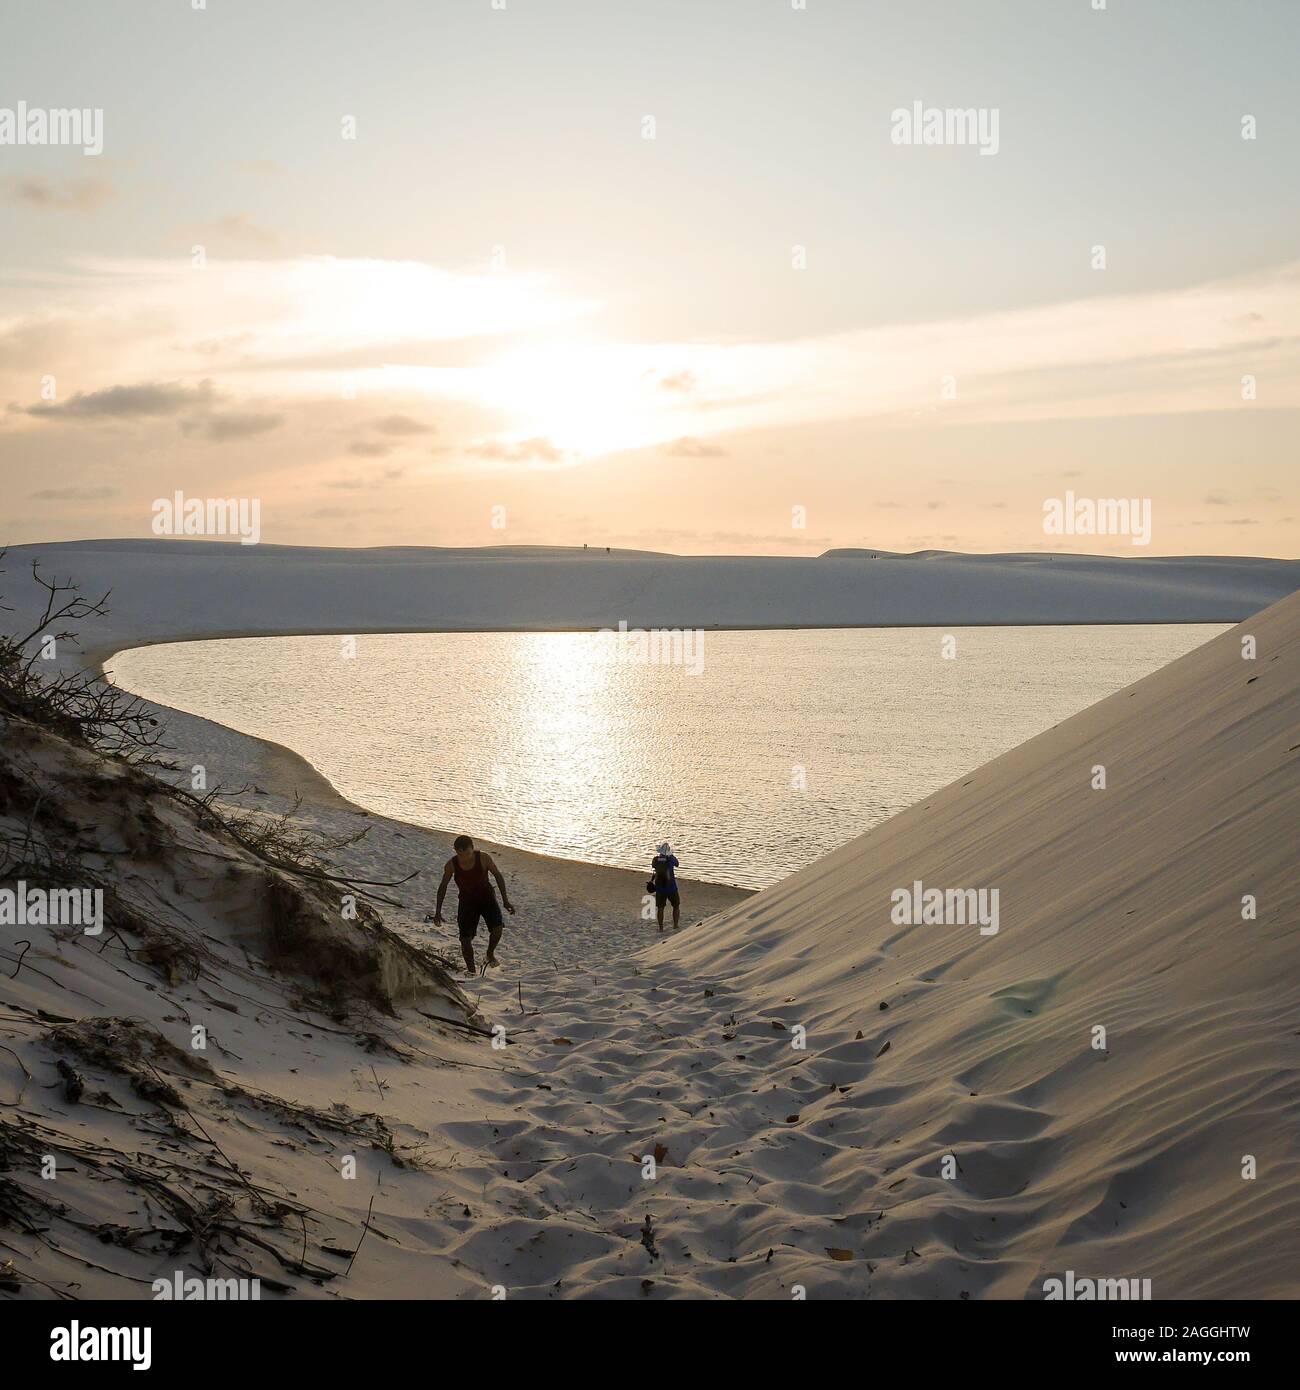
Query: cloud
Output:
[[693, 529, 835, 547], [329, 464, 405, 489], [10, 176, 115, 212], [5, 255, 1299, 469], [1204, 490, 1232, 506], [347, 440, 393, 457], [561, 260, 1300, 448], [28, 484, 118, 500], [26, 378, 282, 442], [467, 436, 565, 463], [28, 380, 218, 421], [196, 411, 285, 441], [0, 318, 83, 370], [0, 258, 603, 444], [661, 436, 727, 458], [193, 214, 280, 249], [371, 414, 434, 436], [307, 504, 393, 520]]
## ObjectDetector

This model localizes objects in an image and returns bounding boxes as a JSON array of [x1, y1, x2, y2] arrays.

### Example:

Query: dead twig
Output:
[[4, 940, 30, 980], [344, 1193, 376, 1277], [0, 1043, 31, 1106]]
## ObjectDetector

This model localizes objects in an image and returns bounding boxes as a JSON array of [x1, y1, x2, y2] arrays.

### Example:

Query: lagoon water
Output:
[[111, 625, 1223, 888]]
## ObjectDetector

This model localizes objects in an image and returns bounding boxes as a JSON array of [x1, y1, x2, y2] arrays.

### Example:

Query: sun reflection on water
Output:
[[110, 625, 1225, 888]]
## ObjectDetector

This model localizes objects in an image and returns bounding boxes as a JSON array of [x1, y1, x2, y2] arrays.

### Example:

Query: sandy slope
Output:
[[0, 712, 482, 1298], [283, 798, 749, 974], [641, 588, 1300, 1297]]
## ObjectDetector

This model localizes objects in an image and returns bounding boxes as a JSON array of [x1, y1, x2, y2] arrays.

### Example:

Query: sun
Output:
[[467, 340, 667, 458]]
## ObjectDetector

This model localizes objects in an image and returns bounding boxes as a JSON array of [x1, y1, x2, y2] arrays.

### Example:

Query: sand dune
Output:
[[645, 588, 1300, 1296], [2, 569, 1294, 1297]]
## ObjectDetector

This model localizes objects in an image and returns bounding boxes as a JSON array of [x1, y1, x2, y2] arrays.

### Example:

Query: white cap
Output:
[[657, 842, 671, 855]]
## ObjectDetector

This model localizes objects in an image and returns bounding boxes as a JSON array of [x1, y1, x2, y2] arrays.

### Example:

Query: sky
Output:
[[1, 0, 1297, 556]]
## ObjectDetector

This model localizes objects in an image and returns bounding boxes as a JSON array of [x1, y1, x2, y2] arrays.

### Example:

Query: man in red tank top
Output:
[[434, 834, 515, 974]]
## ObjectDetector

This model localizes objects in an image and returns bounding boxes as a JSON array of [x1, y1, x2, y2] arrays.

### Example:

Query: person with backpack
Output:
[[647, 841, 681, 931]]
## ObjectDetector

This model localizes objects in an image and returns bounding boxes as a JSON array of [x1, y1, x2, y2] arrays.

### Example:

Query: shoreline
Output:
[[88, 615, 1232, 898], [87, 638, 361, 813], [86, 605, 1240, 895], [90, 636, 752, 893], [86, 639, 754, 948]]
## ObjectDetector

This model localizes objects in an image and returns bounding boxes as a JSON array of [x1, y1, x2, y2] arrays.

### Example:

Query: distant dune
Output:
[[5, 541, 1297, 671]]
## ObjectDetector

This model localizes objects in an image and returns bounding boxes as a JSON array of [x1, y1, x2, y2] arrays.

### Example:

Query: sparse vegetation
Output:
[[218, 794, 372, 873], [0, 551, 166, 762], [0, 560, 469, 1299], [0, 555, 416, 917]]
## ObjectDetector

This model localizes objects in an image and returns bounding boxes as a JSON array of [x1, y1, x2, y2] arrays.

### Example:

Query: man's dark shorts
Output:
[[655, 890, 680, 910], [458, 891, 504, 940]]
